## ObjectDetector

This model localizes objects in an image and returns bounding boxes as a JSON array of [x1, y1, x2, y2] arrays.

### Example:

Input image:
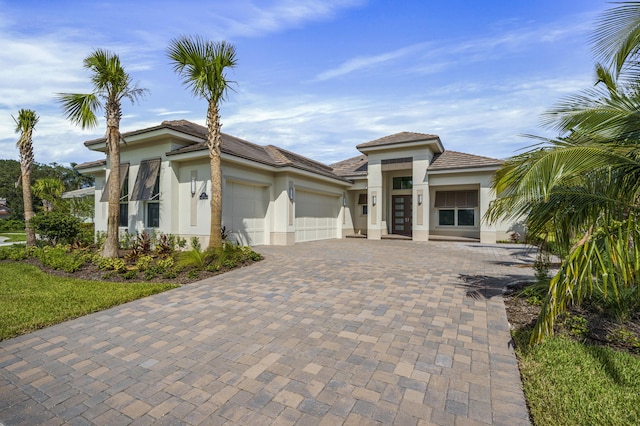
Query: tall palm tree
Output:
[[13, 109, 39, 247], [32, 178, 65, 212], [487, 2, 640, 343], [57, 49, 146, 257], [167, 36, 237, 249]]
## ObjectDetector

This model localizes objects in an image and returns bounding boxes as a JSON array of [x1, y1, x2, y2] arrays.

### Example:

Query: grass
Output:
[[515, 332, 640, 425], [0, 232, 26, 242], [0, 262, 178, 341]]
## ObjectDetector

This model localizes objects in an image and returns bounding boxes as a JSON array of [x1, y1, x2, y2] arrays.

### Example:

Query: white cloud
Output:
[[213, 0, 366, 38], [315, 42, 430, 81]]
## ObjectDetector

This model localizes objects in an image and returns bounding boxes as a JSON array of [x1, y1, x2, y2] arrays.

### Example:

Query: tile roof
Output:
[[75, 159, 106, 170], [429, 150, 502, 171], [330, 155, 368, 177], [82, 120, 349, 182], [356, 132, 440, 149]]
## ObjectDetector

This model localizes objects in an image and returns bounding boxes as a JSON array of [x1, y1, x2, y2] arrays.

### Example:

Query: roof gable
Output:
[[356, 132, 441, 150]]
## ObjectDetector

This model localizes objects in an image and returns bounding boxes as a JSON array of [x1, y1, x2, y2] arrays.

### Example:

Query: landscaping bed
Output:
[[504, 282, 640, 425]]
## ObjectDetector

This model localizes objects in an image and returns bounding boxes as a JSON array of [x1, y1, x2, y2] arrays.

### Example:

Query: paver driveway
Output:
[[0, 239, 534, 425]]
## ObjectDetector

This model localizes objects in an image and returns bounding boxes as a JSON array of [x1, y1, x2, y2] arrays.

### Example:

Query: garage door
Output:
[[223, 182, 268, 246], [295, 190, 340, 242]]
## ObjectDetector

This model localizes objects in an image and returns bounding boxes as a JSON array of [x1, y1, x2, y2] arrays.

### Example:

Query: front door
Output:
[[392, 195, 412, 236]]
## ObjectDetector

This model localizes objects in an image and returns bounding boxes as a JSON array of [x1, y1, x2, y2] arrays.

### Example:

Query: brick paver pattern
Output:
[[0, 239, 533, 425]]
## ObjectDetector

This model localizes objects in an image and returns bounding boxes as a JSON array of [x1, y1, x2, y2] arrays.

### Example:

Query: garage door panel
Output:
[[223, 182, 268, 246], [295, 190, 339, 242]]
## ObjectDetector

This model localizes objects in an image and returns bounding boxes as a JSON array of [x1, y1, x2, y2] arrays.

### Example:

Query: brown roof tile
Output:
[[75, 159, 106, 170], [429, 150, 502, 171], [356, 132, 440, 150], [330, 155, 368, 177]]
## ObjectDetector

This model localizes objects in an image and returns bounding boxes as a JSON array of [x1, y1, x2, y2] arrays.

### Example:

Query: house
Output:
[[76, 120, 514, 246], [0, 198, 10, 220]]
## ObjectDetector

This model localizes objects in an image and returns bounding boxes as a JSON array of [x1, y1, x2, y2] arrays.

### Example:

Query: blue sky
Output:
[[0, 0, 610, 167]]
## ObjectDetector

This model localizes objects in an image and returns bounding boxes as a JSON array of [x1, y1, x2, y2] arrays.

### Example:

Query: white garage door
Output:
[[223, 182, 268, 246], [295, 190, 339, 242]]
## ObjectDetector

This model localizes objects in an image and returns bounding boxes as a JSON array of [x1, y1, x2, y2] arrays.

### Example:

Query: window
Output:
[[435, 190, 478, 227], [393, 176, 413, 190], [130, 159, 161, 228], [361, 205, 368, 215], [146, 170, 160, 228], [439, 210, 454, 226], [119, 172, 129, 227], [458, 209, 475, 226], [147, 203, 160, 228]]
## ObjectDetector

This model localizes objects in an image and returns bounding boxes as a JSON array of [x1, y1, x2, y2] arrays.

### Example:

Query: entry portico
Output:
[[333, 132, 507, 244]]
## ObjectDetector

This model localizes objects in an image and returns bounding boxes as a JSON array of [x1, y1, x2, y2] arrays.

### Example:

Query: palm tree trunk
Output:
[[208, 101, 223, 249], [21, 166, 36, 247], [102, 122, 121, 258]]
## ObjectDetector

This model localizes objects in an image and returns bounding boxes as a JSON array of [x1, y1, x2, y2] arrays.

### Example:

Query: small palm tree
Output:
[[487, 2, 640, 343], [167, 36, 238, 249], [32, 178, 65, 212], [13, 109, 39, 247], [57, 49, 146, 257]]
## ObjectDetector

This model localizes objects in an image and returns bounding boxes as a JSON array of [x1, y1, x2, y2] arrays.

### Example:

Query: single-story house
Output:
[[0, 198, 10, 220], [76, 120, 514, 246]]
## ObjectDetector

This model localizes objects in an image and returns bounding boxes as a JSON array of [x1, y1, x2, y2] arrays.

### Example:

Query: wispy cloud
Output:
[[315, 42, 430, 81], [213, 0, 366, 38]]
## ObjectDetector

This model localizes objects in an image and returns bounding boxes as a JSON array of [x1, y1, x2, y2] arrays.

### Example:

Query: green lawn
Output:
[[0, 232, 26, 242], [516, 334, 640, 425], [0, 262, 178, 340]]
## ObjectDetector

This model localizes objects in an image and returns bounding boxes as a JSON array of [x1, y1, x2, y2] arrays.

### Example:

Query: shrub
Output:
[[135, 255, 154, 272], [0, 219, 25, 232], [77, 223, 95, 247], [93, 255, 126, 272], [30, 211, 82, 246], [122, 269, 138, 280], [33, 246, 86, 273]]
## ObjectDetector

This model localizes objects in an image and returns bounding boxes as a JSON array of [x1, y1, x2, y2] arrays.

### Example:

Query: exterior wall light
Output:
[[372, 195, 377, 206], [343, 193, 347, 206], [288, 187, 294, 201], [418, 194, 423, 205], [190, 177, 196, 195]]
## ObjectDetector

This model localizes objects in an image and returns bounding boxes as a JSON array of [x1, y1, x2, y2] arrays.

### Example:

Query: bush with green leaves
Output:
[[0, 219, 25, 232], [93, 255, 126, 272], [33, 246, 87, 273], [135, 255, 154, 272], [30, 211, 82, 246], [0, 245, 28, 261]]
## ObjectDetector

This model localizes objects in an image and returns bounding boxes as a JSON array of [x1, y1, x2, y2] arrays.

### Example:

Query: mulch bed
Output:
[[504, 281, 640, 355], [18, 256, 260, 286]]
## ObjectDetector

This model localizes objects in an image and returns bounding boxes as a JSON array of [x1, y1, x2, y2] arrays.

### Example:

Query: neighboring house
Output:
[[76, 120, 514, 246], [0, 198, 10, 219]]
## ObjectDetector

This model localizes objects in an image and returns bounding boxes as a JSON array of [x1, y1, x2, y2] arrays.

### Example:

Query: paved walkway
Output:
[[0, 239, 534, 425]]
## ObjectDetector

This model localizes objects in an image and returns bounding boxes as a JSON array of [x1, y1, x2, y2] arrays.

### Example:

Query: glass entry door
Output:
[[392, 195, 412, 236]]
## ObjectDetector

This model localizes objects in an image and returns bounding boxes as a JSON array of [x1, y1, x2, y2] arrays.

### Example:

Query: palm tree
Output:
[[13, 109, 39, 247], [32, 178, 65, 212], [167, 36, 237, 249], [487, 2, 640, 343], [57, 49, 146, 257]]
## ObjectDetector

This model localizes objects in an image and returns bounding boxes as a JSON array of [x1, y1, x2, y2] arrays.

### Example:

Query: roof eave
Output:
[[357, 138, 444, 154], [427, 165, 501, 175]]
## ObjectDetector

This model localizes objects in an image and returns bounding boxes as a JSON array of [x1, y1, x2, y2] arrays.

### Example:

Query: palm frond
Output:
[[167, 35, 238, 102], [56, 93, 101, 129], [592, 2, 640, 80]]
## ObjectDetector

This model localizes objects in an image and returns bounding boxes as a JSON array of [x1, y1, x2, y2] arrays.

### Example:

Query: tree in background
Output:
[[0, 160, 94, 221], [13, 109, 39, 247], [487, 2, 640, 343], [167, 36, 237, 249], [57, 49, 146, 257], [32, 178, 65, 212]]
